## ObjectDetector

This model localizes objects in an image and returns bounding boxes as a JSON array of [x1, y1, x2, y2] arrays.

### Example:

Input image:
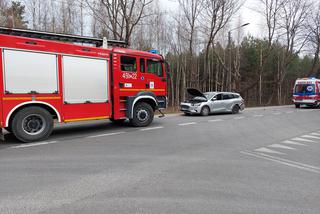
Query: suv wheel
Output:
[[200, 106, 210, 116], [232, 105, 240, 114]]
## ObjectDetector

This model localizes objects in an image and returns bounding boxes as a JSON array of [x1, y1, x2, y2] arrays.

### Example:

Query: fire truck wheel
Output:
[[130, 102, 154, 127], [11, 107, 54, 143]]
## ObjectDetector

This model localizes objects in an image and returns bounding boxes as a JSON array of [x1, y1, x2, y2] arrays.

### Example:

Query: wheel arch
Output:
[[232, 103, 240, 109], [127, 93, 158, 119], [231, 103, 241, 113], [5, 101, 61, 127]]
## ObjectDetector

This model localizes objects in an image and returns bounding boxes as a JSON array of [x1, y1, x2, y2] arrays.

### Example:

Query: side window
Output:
[[215, 94, 222, 100], [222, 94, 230, 100], [140, 58, 145, 73], [233, 94, 239, 98], [147, 59, 163, 77], [121, 56, 136, 72]]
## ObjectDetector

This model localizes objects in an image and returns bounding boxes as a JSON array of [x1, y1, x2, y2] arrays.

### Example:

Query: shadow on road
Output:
[[0, 120, 131, 148], [181, 112, 237, 117]]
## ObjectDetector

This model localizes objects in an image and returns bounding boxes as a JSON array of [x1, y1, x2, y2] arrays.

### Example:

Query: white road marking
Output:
[[268, 143, 296, 150], [11, 141, 58, 149], [208, 119, 223, 122], [254, 147, 285, 155], [282, 140, 306, 146], [307, 109, 319, 112], [86, 132, 125, 139], [273, 112, 281, 115], [234, 116, 245, 120], [310, 132, 320, 136], [140, 126, 164, 131], [241, 151, 320, 174], [253, 114, 263, 117], [291, 137, 316, 143], [256, 152, 320, 170], [301, 135, 320, 140], [178, 122, 197, 126], [286, 111, 294, 114]]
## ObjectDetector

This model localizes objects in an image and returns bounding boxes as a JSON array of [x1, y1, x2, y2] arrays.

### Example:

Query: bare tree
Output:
[[178, 0, 203, 56], [177, 0, 203, 87], [200, 0, 241, 91], [0, 0, 8, 26], [87, 0, 153, 43], [276, 0, 311, 104], [255, 0, 284, 105], [307, 3, 320, 76]]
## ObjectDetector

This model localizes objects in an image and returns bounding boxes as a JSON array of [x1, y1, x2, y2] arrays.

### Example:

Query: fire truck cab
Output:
[[292, 77, 320, 108], [0, 27, 168, 142]]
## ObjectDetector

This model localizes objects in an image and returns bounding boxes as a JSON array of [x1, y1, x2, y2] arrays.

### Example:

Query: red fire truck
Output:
[[0, 27, 168, 142]]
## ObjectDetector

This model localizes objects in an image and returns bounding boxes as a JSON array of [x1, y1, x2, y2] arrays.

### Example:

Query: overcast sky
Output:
[[160, 0, 263, 37]]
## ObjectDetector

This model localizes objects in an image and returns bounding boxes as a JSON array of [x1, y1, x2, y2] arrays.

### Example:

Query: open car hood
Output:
[[187, 88, 206, 99]]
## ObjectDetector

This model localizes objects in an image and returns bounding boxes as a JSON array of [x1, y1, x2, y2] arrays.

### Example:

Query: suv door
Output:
[[222, 93, 235, 111], [211, 93, 224, 112]]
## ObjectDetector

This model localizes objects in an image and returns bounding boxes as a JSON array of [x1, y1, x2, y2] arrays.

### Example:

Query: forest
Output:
[[0, 0, 319, 108]]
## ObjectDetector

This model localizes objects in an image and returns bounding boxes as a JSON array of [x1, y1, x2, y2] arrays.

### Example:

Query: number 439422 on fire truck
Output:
[[0, 27, 169, 142]]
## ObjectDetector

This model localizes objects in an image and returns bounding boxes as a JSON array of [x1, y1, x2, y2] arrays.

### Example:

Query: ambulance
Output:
[[292, 77, 320, 108]]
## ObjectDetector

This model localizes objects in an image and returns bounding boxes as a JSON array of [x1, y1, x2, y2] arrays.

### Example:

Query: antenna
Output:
[[0, 27, 128, 47]]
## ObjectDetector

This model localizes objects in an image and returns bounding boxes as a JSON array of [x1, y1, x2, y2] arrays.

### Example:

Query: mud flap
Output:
[[158, 109, 165, 118], [0, 128, 4, 141]]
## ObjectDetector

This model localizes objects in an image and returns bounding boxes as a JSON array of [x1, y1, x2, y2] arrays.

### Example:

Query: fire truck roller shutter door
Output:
[[62, 56, 108, 104], [3, 49, 58, 94]]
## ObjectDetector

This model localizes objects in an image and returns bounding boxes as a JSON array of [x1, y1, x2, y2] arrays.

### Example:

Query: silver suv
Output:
[[180, 88, 245, 116]]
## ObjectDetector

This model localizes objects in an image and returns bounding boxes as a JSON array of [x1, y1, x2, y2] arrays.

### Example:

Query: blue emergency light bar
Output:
[[149, 49, 158, 54]]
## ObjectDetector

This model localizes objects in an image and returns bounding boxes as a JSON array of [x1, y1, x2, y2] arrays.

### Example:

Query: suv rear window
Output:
[[223, 94, 233, 100]]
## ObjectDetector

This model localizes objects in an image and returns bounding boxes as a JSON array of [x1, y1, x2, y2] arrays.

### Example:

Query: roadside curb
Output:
[[161, 105, 293, 117]]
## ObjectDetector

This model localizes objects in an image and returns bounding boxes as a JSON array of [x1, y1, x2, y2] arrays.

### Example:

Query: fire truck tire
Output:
[[11, 107, 54, 143], [295, 104, 300, 108], [130, 102, 154, 127]]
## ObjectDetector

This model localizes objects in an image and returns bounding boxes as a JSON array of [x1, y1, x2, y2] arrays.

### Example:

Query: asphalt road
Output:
[[0, 106, 319, 214]]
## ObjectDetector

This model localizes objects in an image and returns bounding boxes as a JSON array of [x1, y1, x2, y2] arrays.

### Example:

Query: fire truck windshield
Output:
[[294, 84, 315, 94]]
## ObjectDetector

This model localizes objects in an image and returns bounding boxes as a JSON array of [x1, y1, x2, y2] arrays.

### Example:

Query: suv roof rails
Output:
[[0, 27, 128, 47]]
